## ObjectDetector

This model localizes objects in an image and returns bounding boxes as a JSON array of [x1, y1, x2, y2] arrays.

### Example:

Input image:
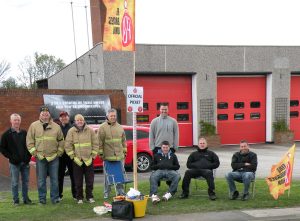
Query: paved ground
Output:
[[1, 142, 300, 220]]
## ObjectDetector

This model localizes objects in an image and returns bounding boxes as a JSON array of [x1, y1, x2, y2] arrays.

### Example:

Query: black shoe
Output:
[[24, 198, 32, 204], [13, 200, 19, 206], [241, 193, 250, 201], [209, 194, 217, 200], [179, 193, 189, 199], [39, 200, 46, 205], [230, 190, 239, 200]]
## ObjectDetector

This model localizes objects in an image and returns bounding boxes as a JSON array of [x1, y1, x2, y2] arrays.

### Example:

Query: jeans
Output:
[[36, 158, 59, 203], [150, 170, 181, 196], [181, 169, 215, 195], [9, 162, 30, 203], [73, 162, 94, 200], [225, 171, 255, 194]]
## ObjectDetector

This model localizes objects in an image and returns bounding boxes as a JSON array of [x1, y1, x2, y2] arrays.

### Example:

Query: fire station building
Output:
[[47, 1, 300, 146]]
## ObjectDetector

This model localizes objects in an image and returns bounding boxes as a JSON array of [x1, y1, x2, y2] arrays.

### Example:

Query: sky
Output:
[[1, 0, 300, 80]]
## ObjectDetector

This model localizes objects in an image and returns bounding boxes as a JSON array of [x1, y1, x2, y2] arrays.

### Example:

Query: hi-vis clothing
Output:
[[65, 125, 99, 167], [98, 121, 127, 161], [26, 119, 64, 162]]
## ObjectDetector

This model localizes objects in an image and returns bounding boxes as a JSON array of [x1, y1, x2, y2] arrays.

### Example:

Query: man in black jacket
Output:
[[0, 113, 32, 205], [58, 111, 76, 201], [179, 137, 220, 200], [225, 140, 257, 201], [149, 141, 181, 204]]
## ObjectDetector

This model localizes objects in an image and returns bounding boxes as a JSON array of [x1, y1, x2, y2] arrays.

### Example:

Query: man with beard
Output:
[[225, 140, 257, 201]]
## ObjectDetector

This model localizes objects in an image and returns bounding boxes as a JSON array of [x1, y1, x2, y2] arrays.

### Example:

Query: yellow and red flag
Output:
[[266, 144, 296, 200], [102, 0, 135, 51]]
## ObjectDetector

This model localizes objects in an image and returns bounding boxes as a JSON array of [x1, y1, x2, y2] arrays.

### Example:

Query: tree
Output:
[[0, 60, 11, 81], [1, 77, 19, 89], [18, 52, 65, 89]]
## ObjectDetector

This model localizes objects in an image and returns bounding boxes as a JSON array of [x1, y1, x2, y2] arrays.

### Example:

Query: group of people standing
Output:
[[0, 102, 257, 206], [149, 103, 258, 203], [0, 106, 126, 205]]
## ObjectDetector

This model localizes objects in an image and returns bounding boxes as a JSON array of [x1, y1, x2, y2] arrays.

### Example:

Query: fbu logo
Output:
[[121, 0, 133, 47]]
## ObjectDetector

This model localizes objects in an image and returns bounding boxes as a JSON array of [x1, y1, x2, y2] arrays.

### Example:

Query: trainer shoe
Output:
[[151, 194, 160, 205], [77, 199, 83, 204], [104, 193, 109, 199], [88, 198, 95, 203], [162, 192, 172, 201], [209, 194, 217, 201], [241, 193, 250, 201], [179, 193, 189, 199], [230, 190, 239, 200]]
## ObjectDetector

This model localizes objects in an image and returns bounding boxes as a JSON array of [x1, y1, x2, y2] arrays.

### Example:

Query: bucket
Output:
[[126, 195, 149, 218]]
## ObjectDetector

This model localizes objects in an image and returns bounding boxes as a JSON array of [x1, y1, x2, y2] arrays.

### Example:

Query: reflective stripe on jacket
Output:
[[64, 125, 99, 166], [26, 119, 64, 162], [98, 121, 127, 161]]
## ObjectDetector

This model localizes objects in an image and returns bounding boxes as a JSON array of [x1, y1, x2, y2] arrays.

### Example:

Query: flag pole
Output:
[[287, 144, 296, 198], [132, 51, 138, 190]]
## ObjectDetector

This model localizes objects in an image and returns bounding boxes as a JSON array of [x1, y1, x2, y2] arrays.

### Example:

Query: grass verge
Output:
[[1, 179, 300, 221]]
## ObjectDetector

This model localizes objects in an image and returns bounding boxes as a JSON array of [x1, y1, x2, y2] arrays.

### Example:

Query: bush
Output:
[[200, 120, 216, 136], [273, 120, 290, 132]]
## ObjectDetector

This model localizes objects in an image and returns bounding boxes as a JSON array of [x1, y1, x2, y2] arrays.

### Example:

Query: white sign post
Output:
[[127, 86, 143, 190]]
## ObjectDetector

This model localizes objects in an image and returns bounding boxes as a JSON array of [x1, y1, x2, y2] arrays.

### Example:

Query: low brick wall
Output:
[[0, 89, 126, 186]]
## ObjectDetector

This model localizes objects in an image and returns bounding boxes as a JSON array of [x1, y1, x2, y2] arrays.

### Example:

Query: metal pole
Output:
[[132, 52, 138, 189]]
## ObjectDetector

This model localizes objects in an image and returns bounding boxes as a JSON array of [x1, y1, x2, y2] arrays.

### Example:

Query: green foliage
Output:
[[200, 120, 216, 136], [273, 120, 290, 132], [1, 179, 300, 220], [18, 52, 65, 89], [1, 77, 19, 89]]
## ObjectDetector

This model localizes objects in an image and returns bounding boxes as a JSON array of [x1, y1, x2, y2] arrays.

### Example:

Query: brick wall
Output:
[[0, 89, 126, 182]]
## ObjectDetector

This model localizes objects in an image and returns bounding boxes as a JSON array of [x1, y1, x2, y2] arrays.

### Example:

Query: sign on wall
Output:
[[126, 86, 143, 113], [43, 95, 111, 123]]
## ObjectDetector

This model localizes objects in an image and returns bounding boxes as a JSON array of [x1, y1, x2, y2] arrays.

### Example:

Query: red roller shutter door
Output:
[[135, 75, 193, 147], [217, 76, 266, 144], [290, 75, 300, 140]]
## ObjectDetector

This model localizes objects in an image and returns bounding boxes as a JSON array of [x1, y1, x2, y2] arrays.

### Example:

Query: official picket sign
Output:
[[127, 86, 143, 113]]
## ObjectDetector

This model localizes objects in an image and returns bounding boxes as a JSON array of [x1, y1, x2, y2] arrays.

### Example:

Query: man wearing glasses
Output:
[[179, 137, 220, 200]]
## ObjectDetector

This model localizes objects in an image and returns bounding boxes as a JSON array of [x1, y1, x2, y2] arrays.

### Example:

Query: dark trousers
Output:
[[181, 169, 215, 195], [58, 153, 76, 198], [72, 162, 94, 200]]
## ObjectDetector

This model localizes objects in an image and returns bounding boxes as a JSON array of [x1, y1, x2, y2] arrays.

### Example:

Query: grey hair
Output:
[[10, 113, 21, 120], [106, 108, 117, 117]]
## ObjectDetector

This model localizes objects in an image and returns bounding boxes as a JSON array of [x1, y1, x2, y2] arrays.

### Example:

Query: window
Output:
[[250, 101, 260, 108], [137, 130, 149, 139], [234, 113, 244, 120], [156, 102, 169, 110], [217, 102, 228, 109], [143, 103, 149, 111], [177, 102, 189, 109], [250, 113, 260, 120], [136, 115, 149, 123], [290, 100, 299, 107], [177, 114, 189, 121], [218, 114, 228, 121], [234, 102, 244, 109], [124, 130, 133, 141], [290, 111, 299, 118]]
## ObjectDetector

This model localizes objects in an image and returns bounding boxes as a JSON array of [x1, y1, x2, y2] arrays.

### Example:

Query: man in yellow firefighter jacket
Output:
[[65, 114, 99, 204], [26, 106, 64, 204], [98, 108, 127, 199]]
